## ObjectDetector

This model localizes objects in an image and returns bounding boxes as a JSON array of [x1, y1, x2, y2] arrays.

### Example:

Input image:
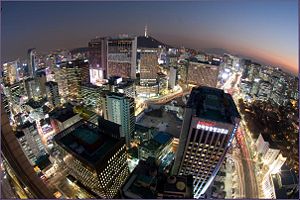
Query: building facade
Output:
[[187, 62, 219, 87], [107, 37, 137, 79], [45, 81, 61, 107], [54, 120, 129, 198], [106, 92, 135, 146], [172, 86, 240, 198]]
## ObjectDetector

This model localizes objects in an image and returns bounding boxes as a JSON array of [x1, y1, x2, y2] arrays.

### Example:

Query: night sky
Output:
[[1, 0, 298, 74]]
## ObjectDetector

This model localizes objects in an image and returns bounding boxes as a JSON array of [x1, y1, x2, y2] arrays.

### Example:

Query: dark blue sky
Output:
[[1, 0, 298, 74]]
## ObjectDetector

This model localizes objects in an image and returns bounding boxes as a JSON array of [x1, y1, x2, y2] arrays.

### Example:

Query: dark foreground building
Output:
[[172, 86, 240, 198], [54, 120, 129, 198]]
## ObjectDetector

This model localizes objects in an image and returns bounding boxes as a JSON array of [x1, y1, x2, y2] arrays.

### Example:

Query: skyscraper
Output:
[[45, 81, 61, 107], [28, 48, 37, 77], [2, 60, 18, 86], [139, 48, 159, 86], [55, 59, 88, 100], [54, 120, 129, 198], [107, 37, 137, 79], [172, 86, 240, 198], [24, 78, 38, 100], [187, 62, 219, 87], [15, 122, 46, 165], [35, 69, 47, 97], [106, 92, 135, 146], [88, 37, 108, 78]]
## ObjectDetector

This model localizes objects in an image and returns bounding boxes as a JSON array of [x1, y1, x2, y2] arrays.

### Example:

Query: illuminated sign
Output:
[[197, 121, 216, 127], [196, 121, 229, 134]]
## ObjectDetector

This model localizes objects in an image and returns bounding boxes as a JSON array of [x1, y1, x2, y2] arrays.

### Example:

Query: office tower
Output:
[[45, 81, 61, 107], [88, 37, 108, 78], [168, 66, 177, 89], [107, 37, 137, 79], [28, 48, 37, 77], [187, 62, 219, 87], [99, 90, 110, 119], [139, 48, 159, 86], [35, 69, 47, 97], [15, 122, 46, 165], [1, 94, 11, 116], [106, 92, 135, 146], [172, 86, 240, 198], [108, 76, 135, 98], [80, 83, 104, 111], [1, 103, 54, 198], [24, 78, 37, 100], [55, 60, 88, 100], [98, 116, 122, 139], [54, 120, 129, 198], [89, 67, 105, 85], [2, 61, 18, 86]]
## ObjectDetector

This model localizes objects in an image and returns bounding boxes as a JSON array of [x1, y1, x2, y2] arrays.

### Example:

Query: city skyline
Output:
[[1, 0, 298, 75]]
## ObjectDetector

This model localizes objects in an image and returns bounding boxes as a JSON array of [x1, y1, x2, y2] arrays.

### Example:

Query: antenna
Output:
[[144, 25, 148, 37]]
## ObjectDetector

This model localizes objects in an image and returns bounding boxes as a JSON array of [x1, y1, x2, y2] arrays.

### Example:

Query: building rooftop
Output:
[[54, 120, 121, 168], [121, 158, 192, 199], [153, 132, 172, 145], [49, 104, 77, 122], [26, 98, 47, 109], [57, 59, 88, 68], [187, 86, 240, 124], [35, 154, 51, 170]]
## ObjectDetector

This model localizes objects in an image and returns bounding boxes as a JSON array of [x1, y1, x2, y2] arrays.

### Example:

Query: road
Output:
[[145, 85, 185, 105], [235, 128, 259, 198], [223, 72, 259, 198]]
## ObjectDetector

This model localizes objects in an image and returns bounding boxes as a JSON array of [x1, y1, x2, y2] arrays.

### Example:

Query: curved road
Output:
[[235, 126, 259, 198]]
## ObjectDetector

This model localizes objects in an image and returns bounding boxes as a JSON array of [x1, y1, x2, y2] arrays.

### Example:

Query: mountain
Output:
[[202, 48, 231, 56], [137, 36, 172, 49]]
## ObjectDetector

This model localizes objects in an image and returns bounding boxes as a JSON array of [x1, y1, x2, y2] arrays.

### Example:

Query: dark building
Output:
[[88, 37, 108, 78], [172, 86, 240, 198], [121, 157, 193, 199], [54, 120, 129, 198], [98, 116, 122, 139], [45, 81, 60, 107]]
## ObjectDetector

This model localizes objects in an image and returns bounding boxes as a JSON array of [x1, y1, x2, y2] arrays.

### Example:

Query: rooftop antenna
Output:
[[144, 25, 148, 37]]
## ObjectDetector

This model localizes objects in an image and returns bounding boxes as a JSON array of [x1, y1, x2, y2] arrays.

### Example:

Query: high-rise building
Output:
[[172, 86, 240, 198], [80, 83, 104, 111], [108, 76, 135, 98], [28, 48, 37, 77], [15, 122, 46, 165], [2, 61, 18, 86], [55, 59, 89, 100], [35, 69, 47, 97], [106, 92, 135, 146], [139, 48, 159, 86], [168, 66, 177, 90], [88, 37, 108, 78], [45, 81, 61, 107], [107, 37, 137, 79], [187, 62, 219, 87], [54, 120, 129, 198], [24, 78, 38, 100]]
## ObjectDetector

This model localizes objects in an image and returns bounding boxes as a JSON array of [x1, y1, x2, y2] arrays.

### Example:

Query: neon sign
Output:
[[197, 121, 216, 127]]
